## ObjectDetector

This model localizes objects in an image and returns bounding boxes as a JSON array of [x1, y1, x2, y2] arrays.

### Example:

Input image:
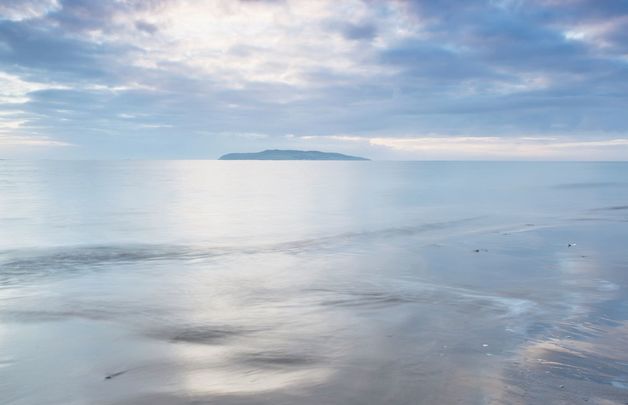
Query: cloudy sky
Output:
[[1, 0, 627, 159]]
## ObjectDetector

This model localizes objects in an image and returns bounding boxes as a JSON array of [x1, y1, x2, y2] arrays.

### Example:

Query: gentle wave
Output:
[[0, 218, 482, 285]]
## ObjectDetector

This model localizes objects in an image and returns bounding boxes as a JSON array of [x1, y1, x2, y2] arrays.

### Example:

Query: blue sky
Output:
[[1, 0, 628, 159]]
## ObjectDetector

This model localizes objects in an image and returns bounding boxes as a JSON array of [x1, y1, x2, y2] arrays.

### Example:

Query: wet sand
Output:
[[1, 219, 627, 404]]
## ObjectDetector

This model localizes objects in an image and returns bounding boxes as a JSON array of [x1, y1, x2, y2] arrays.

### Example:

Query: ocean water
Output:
[[1, 161, 628, 404]]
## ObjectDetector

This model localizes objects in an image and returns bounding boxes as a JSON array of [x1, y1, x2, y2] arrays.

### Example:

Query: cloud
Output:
[[300, 134, 628, 160], [135, 20, 158, 34], [0, 0, 60, 22], [216, 132, 270, 140], [0, 0, 627, 158], [0, 134, 71, 146], [335, 21, 378, 41], [367, 136, 628, 157], [0, 71, 67, 104]]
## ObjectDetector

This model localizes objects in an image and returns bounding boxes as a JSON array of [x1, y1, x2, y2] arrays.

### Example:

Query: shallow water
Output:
[[1, 161, 628, 404]]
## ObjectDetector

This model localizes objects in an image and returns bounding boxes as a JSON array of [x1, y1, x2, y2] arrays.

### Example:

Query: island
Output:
[[218, 149, 369, 161]]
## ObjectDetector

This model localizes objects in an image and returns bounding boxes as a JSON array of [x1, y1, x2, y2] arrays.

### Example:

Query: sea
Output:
[[1, 160, 628, 404]]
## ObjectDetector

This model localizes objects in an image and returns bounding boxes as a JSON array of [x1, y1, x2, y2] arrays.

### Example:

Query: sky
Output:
[[1, 0, 628, 160]]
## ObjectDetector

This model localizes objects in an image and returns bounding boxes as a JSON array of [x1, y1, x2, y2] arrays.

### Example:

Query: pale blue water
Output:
[[1, 161, 628, 404]]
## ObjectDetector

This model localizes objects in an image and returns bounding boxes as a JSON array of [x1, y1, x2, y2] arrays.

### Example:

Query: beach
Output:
[[1, 161, 628, 404]]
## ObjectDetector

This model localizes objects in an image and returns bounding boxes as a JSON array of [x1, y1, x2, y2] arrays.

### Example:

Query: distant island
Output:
[[219, 149, 369, 161]]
